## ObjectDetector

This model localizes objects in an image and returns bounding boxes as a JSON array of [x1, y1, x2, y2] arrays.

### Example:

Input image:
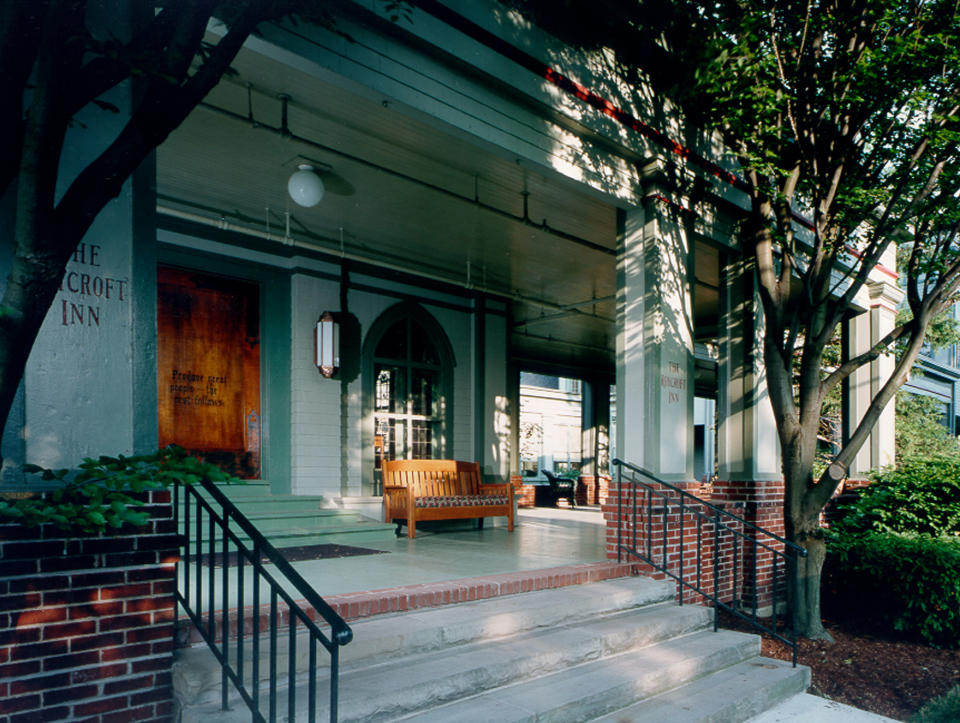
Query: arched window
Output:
[[362, 303, 454, 495]]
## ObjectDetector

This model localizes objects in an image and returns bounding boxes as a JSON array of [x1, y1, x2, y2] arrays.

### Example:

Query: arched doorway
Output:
[[362, 303, 455, 495]]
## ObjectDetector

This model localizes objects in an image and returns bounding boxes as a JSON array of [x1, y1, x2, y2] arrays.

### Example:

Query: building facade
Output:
[[1, 1, 899, 527]]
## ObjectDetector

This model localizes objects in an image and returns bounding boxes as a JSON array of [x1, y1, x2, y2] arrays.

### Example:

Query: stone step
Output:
[[176, 577, 762, 721], [394, 630, 763, 723], [185, 627, 759, 723], [175, 577, 812, 723], [336, 576, 677, 668], [174, 577, 680, 696], [589, 656, 809, 722]]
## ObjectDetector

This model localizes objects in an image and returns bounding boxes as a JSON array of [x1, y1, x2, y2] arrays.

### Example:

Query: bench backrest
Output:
[[382, 459, 481, 497]]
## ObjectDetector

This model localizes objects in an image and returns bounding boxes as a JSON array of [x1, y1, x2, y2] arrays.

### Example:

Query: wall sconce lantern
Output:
[[315, 311, 340, 378]]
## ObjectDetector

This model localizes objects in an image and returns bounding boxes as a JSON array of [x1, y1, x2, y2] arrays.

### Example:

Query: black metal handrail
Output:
[[174, 479, 352, 722], [612, 459, 807, 665]]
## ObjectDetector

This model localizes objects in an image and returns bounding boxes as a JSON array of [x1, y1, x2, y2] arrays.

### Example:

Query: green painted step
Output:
[[182, 481, 396, 550]]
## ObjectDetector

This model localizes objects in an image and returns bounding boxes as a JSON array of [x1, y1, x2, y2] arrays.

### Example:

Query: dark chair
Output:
[[542, 470, 576, 508]]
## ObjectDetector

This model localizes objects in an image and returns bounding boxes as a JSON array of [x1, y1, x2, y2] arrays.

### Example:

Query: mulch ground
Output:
[[720, 611, 960, 721]]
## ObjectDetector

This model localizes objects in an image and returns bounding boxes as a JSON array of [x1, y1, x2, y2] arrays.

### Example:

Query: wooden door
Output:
[[157, 267, 261, 478]]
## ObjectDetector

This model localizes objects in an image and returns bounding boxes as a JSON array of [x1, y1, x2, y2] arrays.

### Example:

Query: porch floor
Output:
[[180, 505, 615, 619], [301, 505, 609, 599]]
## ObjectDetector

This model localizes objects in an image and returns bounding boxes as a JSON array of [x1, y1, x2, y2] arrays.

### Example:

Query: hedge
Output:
[[825, 532, 960, 648], [832, 456, 960, 537]]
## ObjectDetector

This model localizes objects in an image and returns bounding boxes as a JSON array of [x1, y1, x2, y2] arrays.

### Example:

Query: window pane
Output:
[[411, 368, 438, 416], [376, 319, 408, 360], [410, 321, 439, 365], [411, 420, 433, 459], [375, 419, 391, 465], [375, 365, 406, 413]]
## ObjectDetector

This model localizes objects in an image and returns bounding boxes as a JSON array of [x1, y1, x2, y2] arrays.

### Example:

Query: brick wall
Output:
[[577, 475, 611, 506], [510, 476, 537, 507], [604, 478, 788, 613], [0, 490, 179, 723], [711, 479, 786, 615]]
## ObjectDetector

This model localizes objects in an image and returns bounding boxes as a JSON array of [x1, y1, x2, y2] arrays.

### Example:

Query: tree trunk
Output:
[[789, 514, 832, 641]]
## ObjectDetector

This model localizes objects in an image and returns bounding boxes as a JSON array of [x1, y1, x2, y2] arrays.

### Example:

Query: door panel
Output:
[[157, 267, 261, 478]]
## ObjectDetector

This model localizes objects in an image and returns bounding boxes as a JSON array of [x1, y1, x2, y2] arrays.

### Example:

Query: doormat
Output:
[[197, 543, 389, 567]]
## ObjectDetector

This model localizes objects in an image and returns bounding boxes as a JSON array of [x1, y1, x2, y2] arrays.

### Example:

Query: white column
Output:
[[844, 310, 873, 478], [717, 257, 781, 480], [844, 277, 902, 475], [615, 204, 695, 482], [868, 280, 901, 470]]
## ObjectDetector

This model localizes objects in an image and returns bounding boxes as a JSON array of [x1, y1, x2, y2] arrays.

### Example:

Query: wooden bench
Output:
[[382, 459, 515, 539]]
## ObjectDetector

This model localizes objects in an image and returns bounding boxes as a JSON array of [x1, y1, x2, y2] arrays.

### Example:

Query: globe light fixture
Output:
[[287, 163, 325, 207]]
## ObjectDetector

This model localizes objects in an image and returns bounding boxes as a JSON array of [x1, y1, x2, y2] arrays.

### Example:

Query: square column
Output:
[[615, 204, 695, 483], [581, 376, 611, 504], [844, 278, 902, 478], [714, 256, 784, 616], [717, 256, 781, 481], [843, 311, 872, 479], [868, 281, 899, 469]]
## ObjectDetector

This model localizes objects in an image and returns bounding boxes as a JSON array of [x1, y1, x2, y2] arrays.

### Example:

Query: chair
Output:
[[542, 470, 576, 508]]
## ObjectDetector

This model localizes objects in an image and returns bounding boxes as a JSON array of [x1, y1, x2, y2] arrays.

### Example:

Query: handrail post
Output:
[[713, 509, 720, 632], [678, 496, 685, 605], [791, 547, 801, 667], [616, 461, 622, 563], [221, 515, 229, 711], [330, 644, 340, 723]]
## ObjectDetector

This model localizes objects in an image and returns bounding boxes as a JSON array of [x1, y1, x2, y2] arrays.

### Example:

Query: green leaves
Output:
[[0, 445, 238, 535], [827, 532, 960, 647], [832, 454, 960, 537]]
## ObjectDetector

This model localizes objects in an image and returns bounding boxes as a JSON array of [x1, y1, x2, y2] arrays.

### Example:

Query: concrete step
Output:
[[174, 573, 815, 723], [206, 627, 760, 723], [393, 630, 761, 723], [176, 575, 813, 723], [174, 577, 681, 697], [590, 656, 809, 722]]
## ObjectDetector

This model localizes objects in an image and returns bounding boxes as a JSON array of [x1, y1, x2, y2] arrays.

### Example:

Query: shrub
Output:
[[912, 685, 960, 723], [831, 456, 960, 537], [825, 532, 960, 647], [0, 445, 235, 534], [896, 393, 960, 464]]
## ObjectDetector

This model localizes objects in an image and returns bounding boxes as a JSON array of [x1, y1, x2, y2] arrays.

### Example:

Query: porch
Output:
[[172, 499, 894, 722], [177, 504, 614, 627]]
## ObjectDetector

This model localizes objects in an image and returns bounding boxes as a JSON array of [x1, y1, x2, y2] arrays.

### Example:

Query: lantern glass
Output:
[[315, 312, 339, 377]]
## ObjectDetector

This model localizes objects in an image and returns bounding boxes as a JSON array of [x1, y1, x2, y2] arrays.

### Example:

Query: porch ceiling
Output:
[[157, 42, 719, 377]]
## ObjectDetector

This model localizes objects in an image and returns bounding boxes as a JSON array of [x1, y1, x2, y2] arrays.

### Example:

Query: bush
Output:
[[825, 532, 960, 647], [832, 456, 960, 537], [896, 393, 960, 464], [0, 445, 235, 534], [912, 685, 960, 723]]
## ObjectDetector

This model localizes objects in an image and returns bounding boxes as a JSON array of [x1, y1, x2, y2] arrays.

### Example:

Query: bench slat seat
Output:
[[383, 459, 515, 538]]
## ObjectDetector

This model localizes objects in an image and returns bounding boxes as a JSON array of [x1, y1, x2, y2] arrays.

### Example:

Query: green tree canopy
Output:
[[507, 0, 960, 638]]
